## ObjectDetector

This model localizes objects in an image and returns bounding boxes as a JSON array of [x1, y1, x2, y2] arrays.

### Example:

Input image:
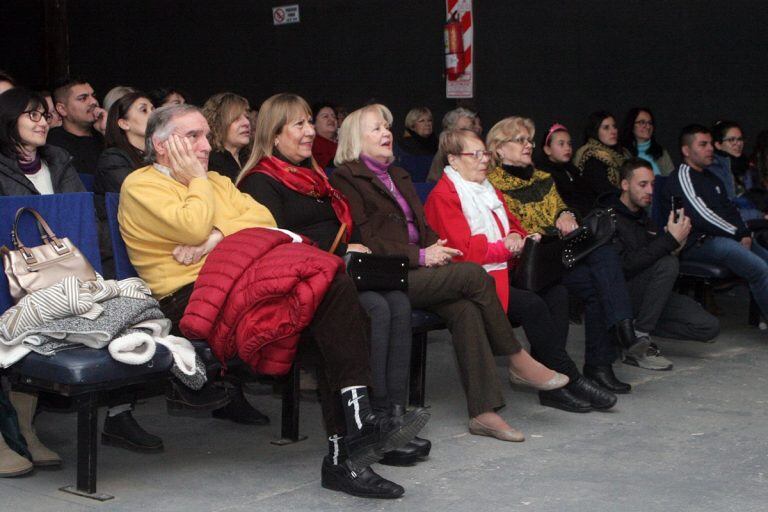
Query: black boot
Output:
[[321, 435, 404, 499], [539, 387, 592, 413], [102, 411, 164, 452], [212, 382, 269, 425], [567, 376, 617, 410], [381, 404, 430, 463], [166, 379, 231, 417], [614, 319, 650, 357], [340, 387, 430, 471], [583, 364, 631, 394]]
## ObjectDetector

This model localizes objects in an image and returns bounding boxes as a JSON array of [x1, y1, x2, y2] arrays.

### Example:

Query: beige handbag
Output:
[[1, 207, 96, 302]]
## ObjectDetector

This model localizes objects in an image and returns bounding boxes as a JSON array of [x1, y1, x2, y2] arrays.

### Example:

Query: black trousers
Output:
[[160, 272, 372, 436], [506, 284, 581, 380]]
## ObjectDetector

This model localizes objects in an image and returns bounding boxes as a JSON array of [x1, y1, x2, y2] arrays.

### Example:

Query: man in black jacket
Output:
[[663, 125, 768, 324], [600, 158, 719, 370]]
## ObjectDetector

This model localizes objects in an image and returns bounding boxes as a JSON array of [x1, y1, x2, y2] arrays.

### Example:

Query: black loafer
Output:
[[321, 456, 404, 499], [212, 384, 269, 425], [538, 388, 592, 413], [583, 365, 631, 394], [568, 376, 617, 410], [102, 411, 164, 453]]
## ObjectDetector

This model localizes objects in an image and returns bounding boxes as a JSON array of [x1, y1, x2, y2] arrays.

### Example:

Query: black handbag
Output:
[[329, 223, 408, 291], [561, 208, 617, 268], [343, 252, 409, 291], [512, 234, 564, 292]]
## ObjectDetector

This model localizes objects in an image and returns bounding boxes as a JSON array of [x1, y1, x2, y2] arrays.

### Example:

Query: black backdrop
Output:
[[2, 0, 767, 158]]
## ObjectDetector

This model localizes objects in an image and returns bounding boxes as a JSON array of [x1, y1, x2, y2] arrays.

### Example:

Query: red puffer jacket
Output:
[[180, 228, 343, 375]]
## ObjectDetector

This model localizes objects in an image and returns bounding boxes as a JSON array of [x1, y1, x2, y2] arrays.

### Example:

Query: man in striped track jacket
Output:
[[662, 124, 768, 321]]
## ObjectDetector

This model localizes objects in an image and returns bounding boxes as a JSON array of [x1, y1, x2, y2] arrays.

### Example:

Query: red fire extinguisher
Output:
[[444, 11, 465, 80]]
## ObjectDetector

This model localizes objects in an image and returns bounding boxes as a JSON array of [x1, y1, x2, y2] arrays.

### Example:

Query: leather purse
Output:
[[343, 252, 408, 291], [561, 208, 617, 268], [512, 234, 564, 292], [1, 207, 97, 302], [329, 223, 408, 291]]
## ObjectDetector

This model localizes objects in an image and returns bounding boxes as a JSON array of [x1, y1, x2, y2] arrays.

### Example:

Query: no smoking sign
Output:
[[272, 4, 300, 25]]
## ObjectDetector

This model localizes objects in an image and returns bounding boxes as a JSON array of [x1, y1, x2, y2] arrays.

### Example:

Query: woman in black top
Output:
[[202, 92, 251, 182], [536, 123, 595, 217], [95, 91, 153, 194]]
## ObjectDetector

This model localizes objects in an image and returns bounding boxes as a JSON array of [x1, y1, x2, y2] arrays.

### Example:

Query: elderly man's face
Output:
[[160, 112, 212, 169]]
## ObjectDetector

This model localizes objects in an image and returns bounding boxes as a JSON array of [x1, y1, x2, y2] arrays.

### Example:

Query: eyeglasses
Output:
[[504, 137, 536, 148], [22, 110, 53, 123], [634, 120, 654, 127], [459, 150, 492, 160], [722, 136, 744, 144]]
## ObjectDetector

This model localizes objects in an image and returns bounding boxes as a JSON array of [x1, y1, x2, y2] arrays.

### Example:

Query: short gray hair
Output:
[[442, 107, 476, 131], [145, 104, 202, 163]]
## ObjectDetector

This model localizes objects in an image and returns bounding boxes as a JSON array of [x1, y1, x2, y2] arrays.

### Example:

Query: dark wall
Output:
[[2, 0, 767, 157]]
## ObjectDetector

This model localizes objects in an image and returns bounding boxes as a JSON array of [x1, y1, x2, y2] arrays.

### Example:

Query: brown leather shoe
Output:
[[468, 417, 525, 442]]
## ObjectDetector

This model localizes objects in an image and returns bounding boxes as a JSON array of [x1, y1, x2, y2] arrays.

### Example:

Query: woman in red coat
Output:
[[425, 129, 617, 414]]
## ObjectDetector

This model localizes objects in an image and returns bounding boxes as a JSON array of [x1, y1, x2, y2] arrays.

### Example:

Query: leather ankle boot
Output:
[[102, 410, 164, 452], [390, 404, 431, 458], [9, 391, 61, 467], [583, 365, 631, 394], [614, 319, 651, 357], [212, 382, 269, 425], [341, 389, 430, 472], [321, 456, 404, 499]]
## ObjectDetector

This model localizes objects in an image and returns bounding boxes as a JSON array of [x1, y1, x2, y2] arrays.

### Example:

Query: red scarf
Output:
[[239, 155, 353, 241]]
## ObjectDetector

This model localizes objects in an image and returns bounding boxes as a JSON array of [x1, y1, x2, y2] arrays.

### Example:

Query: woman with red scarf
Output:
[[237, 93, 426, 496]]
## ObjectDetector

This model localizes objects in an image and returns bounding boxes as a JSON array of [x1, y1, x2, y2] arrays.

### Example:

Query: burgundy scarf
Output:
[[239, 155, 353, 241]]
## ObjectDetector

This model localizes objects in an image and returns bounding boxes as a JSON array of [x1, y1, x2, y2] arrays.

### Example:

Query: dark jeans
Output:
[[407, 262, 521, 418], [507, 284, 580, 380], [357, 290, 412, 409], [628, 255, 719, 341], [561, 245, 634, 366], [160, 272, 372, 436]]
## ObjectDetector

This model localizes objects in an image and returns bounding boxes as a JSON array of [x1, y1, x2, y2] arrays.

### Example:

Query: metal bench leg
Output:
[[60, 393, 113, 501], [271, 362, 307, 445], [409, 332, 428, 408]]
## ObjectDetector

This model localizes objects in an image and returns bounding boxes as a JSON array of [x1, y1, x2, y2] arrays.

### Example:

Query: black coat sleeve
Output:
[[581, 158, 618, 198]]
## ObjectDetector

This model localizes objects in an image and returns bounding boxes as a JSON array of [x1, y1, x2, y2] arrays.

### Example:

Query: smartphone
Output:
[[671, 196, 683, 222]]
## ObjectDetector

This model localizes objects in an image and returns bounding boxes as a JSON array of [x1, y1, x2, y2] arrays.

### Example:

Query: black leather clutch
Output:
[[342, 252, 409, 291], [562, 208, 616, 268]]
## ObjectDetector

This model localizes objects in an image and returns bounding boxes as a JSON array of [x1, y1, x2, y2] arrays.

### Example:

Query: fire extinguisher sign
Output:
[[445, 0, 473, 98]]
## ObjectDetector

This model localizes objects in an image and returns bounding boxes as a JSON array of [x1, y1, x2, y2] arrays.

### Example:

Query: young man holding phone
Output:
[[598, 157, 719, 370]]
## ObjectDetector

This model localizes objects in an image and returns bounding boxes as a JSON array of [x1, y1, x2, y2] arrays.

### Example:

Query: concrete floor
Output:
[[2, 286, 767, 512]]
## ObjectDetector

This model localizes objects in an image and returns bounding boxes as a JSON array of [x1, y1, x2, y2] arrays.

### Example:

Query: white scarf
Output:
[[443, 165, 509, 272]]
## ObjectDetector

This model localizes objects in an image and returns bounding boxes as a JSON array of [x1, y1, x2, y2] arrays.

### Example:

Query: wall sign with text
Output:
[[273, 4, 300, 25]]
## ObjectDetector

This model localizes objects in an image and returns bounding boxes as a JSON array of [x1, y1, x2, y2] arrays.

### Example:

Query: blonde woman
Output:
[[202, 92, 251, 182]]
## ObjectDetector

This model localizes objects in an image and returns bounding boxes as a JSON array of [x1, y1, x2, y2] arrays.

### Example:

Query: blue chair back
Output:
[[413, 182, 435, 205], [78, 173, 95, 192], [651, 175, 669, 230], [105, 193, 139, 280], [0, 193, 102, 313], [394, 145, 433, 183]]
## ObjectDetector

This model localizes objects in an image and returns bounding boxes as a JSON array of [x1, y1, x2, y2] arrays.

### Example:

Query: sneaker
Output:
[[623, 342, 673, 371]]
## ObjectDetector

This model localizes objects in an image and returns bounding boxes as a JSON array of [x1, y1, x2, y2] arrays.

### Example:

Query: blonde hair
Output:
[[238, 93, 311, 183], [202, 92, 250, 153], [334, 103, 394, 166], [404, 106, 432, 132], [486, 116, 535, 167]]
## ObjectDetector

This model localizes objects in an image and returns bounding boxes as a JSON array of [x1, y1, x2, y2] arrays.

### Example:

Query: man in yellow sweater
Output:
[[118, 105, 275, 298], [118, 104, 428, 498]]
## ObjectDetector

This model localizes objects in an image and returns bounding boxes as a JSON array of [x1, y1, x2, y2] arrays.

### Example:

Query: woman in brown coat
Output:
[[330, 104, 568, 442]]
